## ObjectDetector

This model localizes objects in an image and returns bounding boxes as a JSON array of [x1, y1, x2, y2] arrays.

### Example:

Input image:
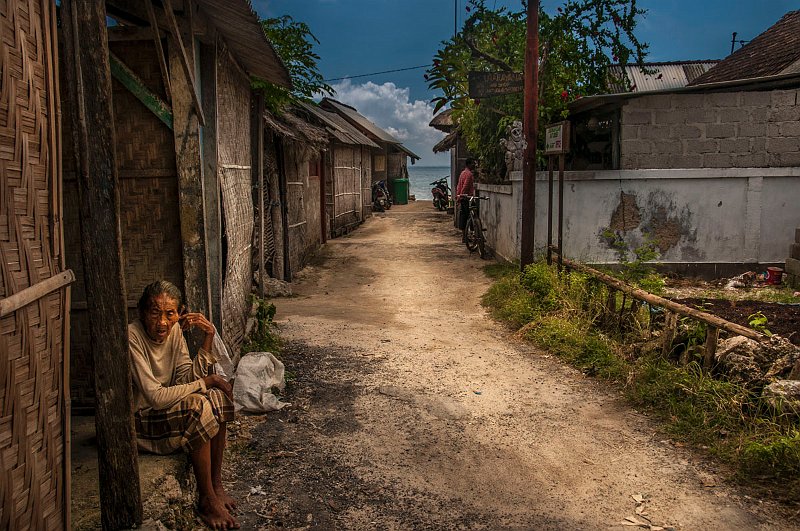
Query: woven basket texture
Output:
[[62, 41, 181, 406], [217, 47, 253, 352], [1, 0, 67, 528]]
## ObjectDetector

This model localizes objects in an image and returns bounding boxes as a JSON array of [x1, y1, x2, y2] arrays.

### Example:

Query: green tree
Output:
[[427, 0, 648, 180], [255, 15, 334, 111]]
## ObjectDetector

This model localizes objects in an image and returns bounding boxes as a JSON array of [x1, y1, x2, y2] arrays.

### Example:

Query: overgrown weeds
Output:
[[482, 260, 800, 495], [241, 296, 281, 355]]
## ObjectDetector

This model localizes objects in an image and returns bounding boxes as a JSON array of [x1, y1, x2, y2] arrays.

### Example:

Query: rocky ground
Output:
[[216, 201, 797, 530]]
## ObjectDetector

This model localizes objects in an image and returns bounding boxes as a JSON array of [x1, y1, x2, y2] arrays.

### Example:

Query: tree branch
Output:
[[465, 38, 514, 72]]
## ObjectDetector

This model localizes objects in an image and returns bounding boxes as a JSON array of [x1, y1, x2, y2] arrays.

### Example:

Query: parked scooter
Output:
[[430, 177, 450, 211], [372, 179, 392, 212]]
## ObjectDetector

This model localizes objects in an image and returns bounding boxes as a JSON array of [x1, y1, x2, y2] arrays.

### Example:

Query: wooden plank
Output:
[[107, 25, 165, 42], [200, 37, 222, 331], [60, 1, 142, 527], [162, 0, 205, 126], [0, 271, 75, 317], [109, 52, 173, 129], [143, 0, 171, 101], [560, 257, 767, 342], [170, 32, 211, 321]]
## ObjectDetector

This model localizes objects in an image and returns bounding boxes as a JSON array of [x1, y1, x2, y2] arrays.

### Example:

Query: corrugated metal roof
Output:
[[197, 0, 292, 88], [690, 10, 800, 85], [320, 98, 401, 144], [607, 61, 719, 93], [297, 102, 379, 148]]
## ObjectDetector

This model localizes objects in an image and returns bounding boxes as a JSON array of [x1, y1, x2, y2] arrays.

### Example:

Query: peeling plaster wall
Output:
[[478, 168, 800, 268]]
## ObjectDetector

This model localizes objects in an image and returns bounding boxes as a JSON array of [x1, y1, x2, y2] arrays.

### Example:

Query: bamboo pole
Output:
[[560, 257, 766, 342]]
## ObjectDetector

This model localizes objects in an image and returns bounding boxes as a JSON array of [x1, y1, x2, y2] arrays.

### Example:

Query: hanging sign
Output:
[[468, 71, 524, 98], [544, 121, 571, 155]]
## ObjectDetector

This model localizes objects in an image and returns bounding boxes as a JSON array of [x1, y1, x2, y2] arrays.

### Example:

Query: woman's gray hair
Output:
[[137, 280, 184, 316]]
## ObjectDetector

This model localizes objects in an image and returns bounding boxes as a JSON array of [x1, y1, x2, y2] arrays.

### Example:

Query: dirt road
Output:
[[225, 201, 790, 530]]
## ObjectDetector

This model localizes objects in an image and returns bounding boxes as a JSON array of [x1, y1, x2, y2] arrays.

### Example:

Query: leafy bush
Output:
[[242, 297, 281, 354]]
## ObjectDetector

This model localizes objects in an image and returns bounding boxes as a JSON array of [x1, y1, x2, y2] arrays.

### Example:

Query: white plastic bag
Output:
[[212, 331, 238, 381], [232, 352, 289, 413]]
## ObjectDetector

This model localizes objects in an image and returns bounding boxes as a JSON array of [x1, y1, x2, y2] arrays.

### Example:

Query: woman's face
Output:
[[142, 293, 181, 344]]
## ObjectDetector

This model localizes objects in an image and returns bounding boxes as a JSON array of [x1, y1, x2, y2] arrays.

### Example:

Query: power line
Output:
[[324, 64, 431, 83]]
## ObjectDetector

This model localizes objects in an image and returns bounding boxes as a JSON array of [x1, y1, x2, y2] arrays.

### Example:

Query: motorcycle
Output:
[[372, 179, 392, 212], [430, 177, 450, 211]]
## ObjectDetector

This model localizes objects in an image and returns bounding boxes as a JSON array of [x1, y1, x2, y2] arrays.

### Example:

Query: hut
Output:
[[319, 98, 420, 201], [298, 102, 380, 237], [60, 1, 291, 407], [258, 108, 329, 283], [1, 1, 72, 528]]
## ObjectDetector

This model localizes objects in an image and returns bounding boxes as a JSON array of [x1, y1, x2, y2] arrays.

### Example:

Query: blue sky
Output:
[[254, 0, 798, 165]]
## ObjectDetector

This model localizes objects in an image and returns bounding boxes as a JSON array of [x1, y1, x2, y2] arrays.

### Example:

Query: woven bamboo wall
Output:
[[0, 0, 68, 528], [62, 40, 181, 406], [360, 146, 373, 219], [217, 46, 253, 351], [331, 145, 362, 235]]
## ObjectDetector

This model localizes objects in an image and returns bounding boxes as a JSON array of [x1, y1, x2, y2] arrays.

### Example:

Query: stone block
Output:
[[769, 106, 800, 122], [771, 90, 799, 107], [621, 125, 639, 141], [738, 122, 766, 137], [767, 137, 800, 153], [706, 123, 736, 138], [752, 137, 766, 152], [640, 125, 670, 140], [719, 138, 751, 153], [720, 108, 752, 122], [786, 257, 800, 276], [652, 140, 683, 154], [672, 94, 704, 108], [776, 151, 800, 167], [625, 110, 654, 125], [668, 153, 702, 168], [686, 139, 719, 154], [670, 124, 702, 139], [654, 110, 684, 124], [705, 92, 739, 107], [620, 154, 639, 169], [641, 94, 673, 109], [703, 153, 733, 167], [780, 121, 800, 137], [734, 152, 767, 167], [750, 108, 768, 121], [622, 140, 652, 154], [742, 91, 771, 106], [791, 243, 800, 260]]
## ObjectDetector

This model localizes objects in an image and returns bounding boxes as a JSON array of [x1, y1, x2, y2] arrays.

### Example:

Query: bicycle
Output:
[[463, 195, 488, 259]]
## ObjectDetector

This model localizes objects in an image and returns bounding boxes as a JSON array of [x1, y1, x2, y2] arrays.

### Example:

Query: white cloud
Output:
[[327, 79, 449, 166]]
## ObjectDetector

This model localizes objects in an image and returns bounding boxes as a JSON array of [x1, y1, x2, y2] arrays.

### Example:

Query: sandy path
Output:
[[227, 201, 790, 530]]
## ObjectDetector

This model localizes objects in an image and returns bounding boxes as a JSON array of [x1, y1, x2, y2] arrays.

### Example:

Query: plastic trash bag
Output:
[[212, 332, 237, 382], [232, 352, 289, 413]]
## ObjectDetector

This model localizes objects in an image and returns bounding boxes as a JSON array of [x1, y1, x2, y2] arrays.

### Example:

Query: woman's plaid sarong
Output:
[[135, 388, 234, 454]]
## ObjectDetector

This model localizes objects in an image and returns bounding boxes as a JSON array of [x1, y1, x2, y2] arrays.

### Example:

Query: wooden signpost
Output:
[[545, 121, 570, 271], [468, 71, 524, 98]]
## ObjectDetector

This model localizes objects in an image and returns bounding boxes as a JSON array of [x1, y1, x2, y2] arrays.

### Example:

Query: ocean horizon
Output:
[[407, 165, 450, 201]]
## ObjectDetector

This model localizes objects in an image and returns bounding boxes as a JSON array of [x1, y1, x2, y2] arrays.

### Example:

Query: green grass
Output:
[[481, 260, 800, 495]]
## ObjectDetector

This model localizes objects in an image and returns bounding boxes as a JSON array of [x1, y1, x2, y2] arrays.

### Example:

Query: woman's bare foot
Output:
[[198, 495, 239, 529], [214, 484, 238, 513]]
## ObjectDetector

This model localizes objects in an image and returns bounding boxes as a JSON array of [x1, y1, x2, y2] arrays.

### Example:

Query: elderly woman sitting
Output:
[[129, 280, 238, 530]]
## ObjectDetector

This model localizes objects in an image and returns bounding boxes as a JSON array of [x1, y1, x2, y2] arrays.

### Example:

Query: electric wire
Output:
[[324, 64, 431, 82]]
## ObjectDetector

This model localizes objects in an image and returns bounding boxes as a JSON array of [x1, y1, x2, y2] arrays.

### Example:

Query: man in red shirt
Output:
[[456, 158, 477, 236]]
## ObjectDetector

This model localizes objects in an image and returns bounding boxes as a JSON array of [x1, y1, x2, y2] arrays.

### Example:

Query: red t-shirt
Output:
[[456, 167, 474, 198]]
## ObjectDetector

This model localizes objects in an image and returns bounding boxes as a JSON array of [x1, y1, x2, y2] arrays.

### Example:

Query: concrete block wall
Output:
[[621, 88, 800, 169]]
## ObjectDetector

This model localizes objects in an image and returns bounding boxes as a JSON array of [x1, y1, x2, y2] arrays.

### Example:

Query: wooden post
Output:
[[703, 326, 720, 371], [170, 33, 211, 323], [253, 93, 266, 297], [557, 152, 564, 272], [662, 312, 678, 358], [546, 155, 553, 265], [200, 38, 221, 332], [60, 1, 142, 527], [520, 0, 539, 269]]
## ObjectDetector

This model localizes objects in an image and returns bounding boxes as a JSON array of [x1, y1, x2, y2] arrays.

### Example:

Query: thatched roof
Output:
[[297, 102, 379, 148], [433, 131, 458, 153], [262, 108, 329, 150], [428, 109, 454, 132]]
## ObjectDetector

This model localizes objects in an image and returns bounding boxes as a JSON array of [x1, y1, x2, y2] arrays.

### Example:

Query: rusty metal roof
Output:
[[297, 102, 379, 148], [197, 0, 291, 88], [607, 61, 719, 93], [690, 10, 800, 85]]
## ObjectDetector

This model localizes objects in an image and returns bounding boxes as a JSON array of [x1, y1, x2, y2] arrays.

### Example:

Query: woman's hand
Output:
[[180, 312, 215, 352], [202, 374, 233, 400]]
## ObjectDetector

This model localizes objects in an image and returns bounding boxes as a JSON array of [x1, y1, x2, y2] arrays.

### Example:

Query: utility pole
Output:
[[521, 0, 539, 269]]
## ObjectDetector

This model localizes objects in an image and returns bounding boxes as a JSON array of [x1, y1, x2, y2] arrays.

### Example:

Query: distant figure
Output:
[[456, 158, 477, 236], [129, 280, 239, 530]]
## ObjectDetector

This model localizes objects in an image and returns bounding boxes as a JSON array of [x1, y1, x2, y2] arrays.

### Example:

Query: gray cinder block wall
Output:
[[621, 89, 800, 170]]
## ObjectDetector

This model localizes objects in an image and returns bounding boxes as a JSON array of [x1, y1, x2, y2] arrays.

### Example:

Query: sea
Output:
[[407, 166, 450, 201]]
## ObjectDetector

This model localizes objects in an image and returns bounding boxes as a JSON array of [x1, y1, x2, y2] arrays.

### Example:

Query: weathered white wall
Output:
[[478, 167, 800, 267]]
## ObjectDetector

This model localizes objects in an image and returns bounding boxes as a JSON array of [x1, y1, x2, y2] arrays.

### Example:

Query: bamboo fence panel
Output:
[[1, 0, 70, 528], [217, 46, 252, 351]]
